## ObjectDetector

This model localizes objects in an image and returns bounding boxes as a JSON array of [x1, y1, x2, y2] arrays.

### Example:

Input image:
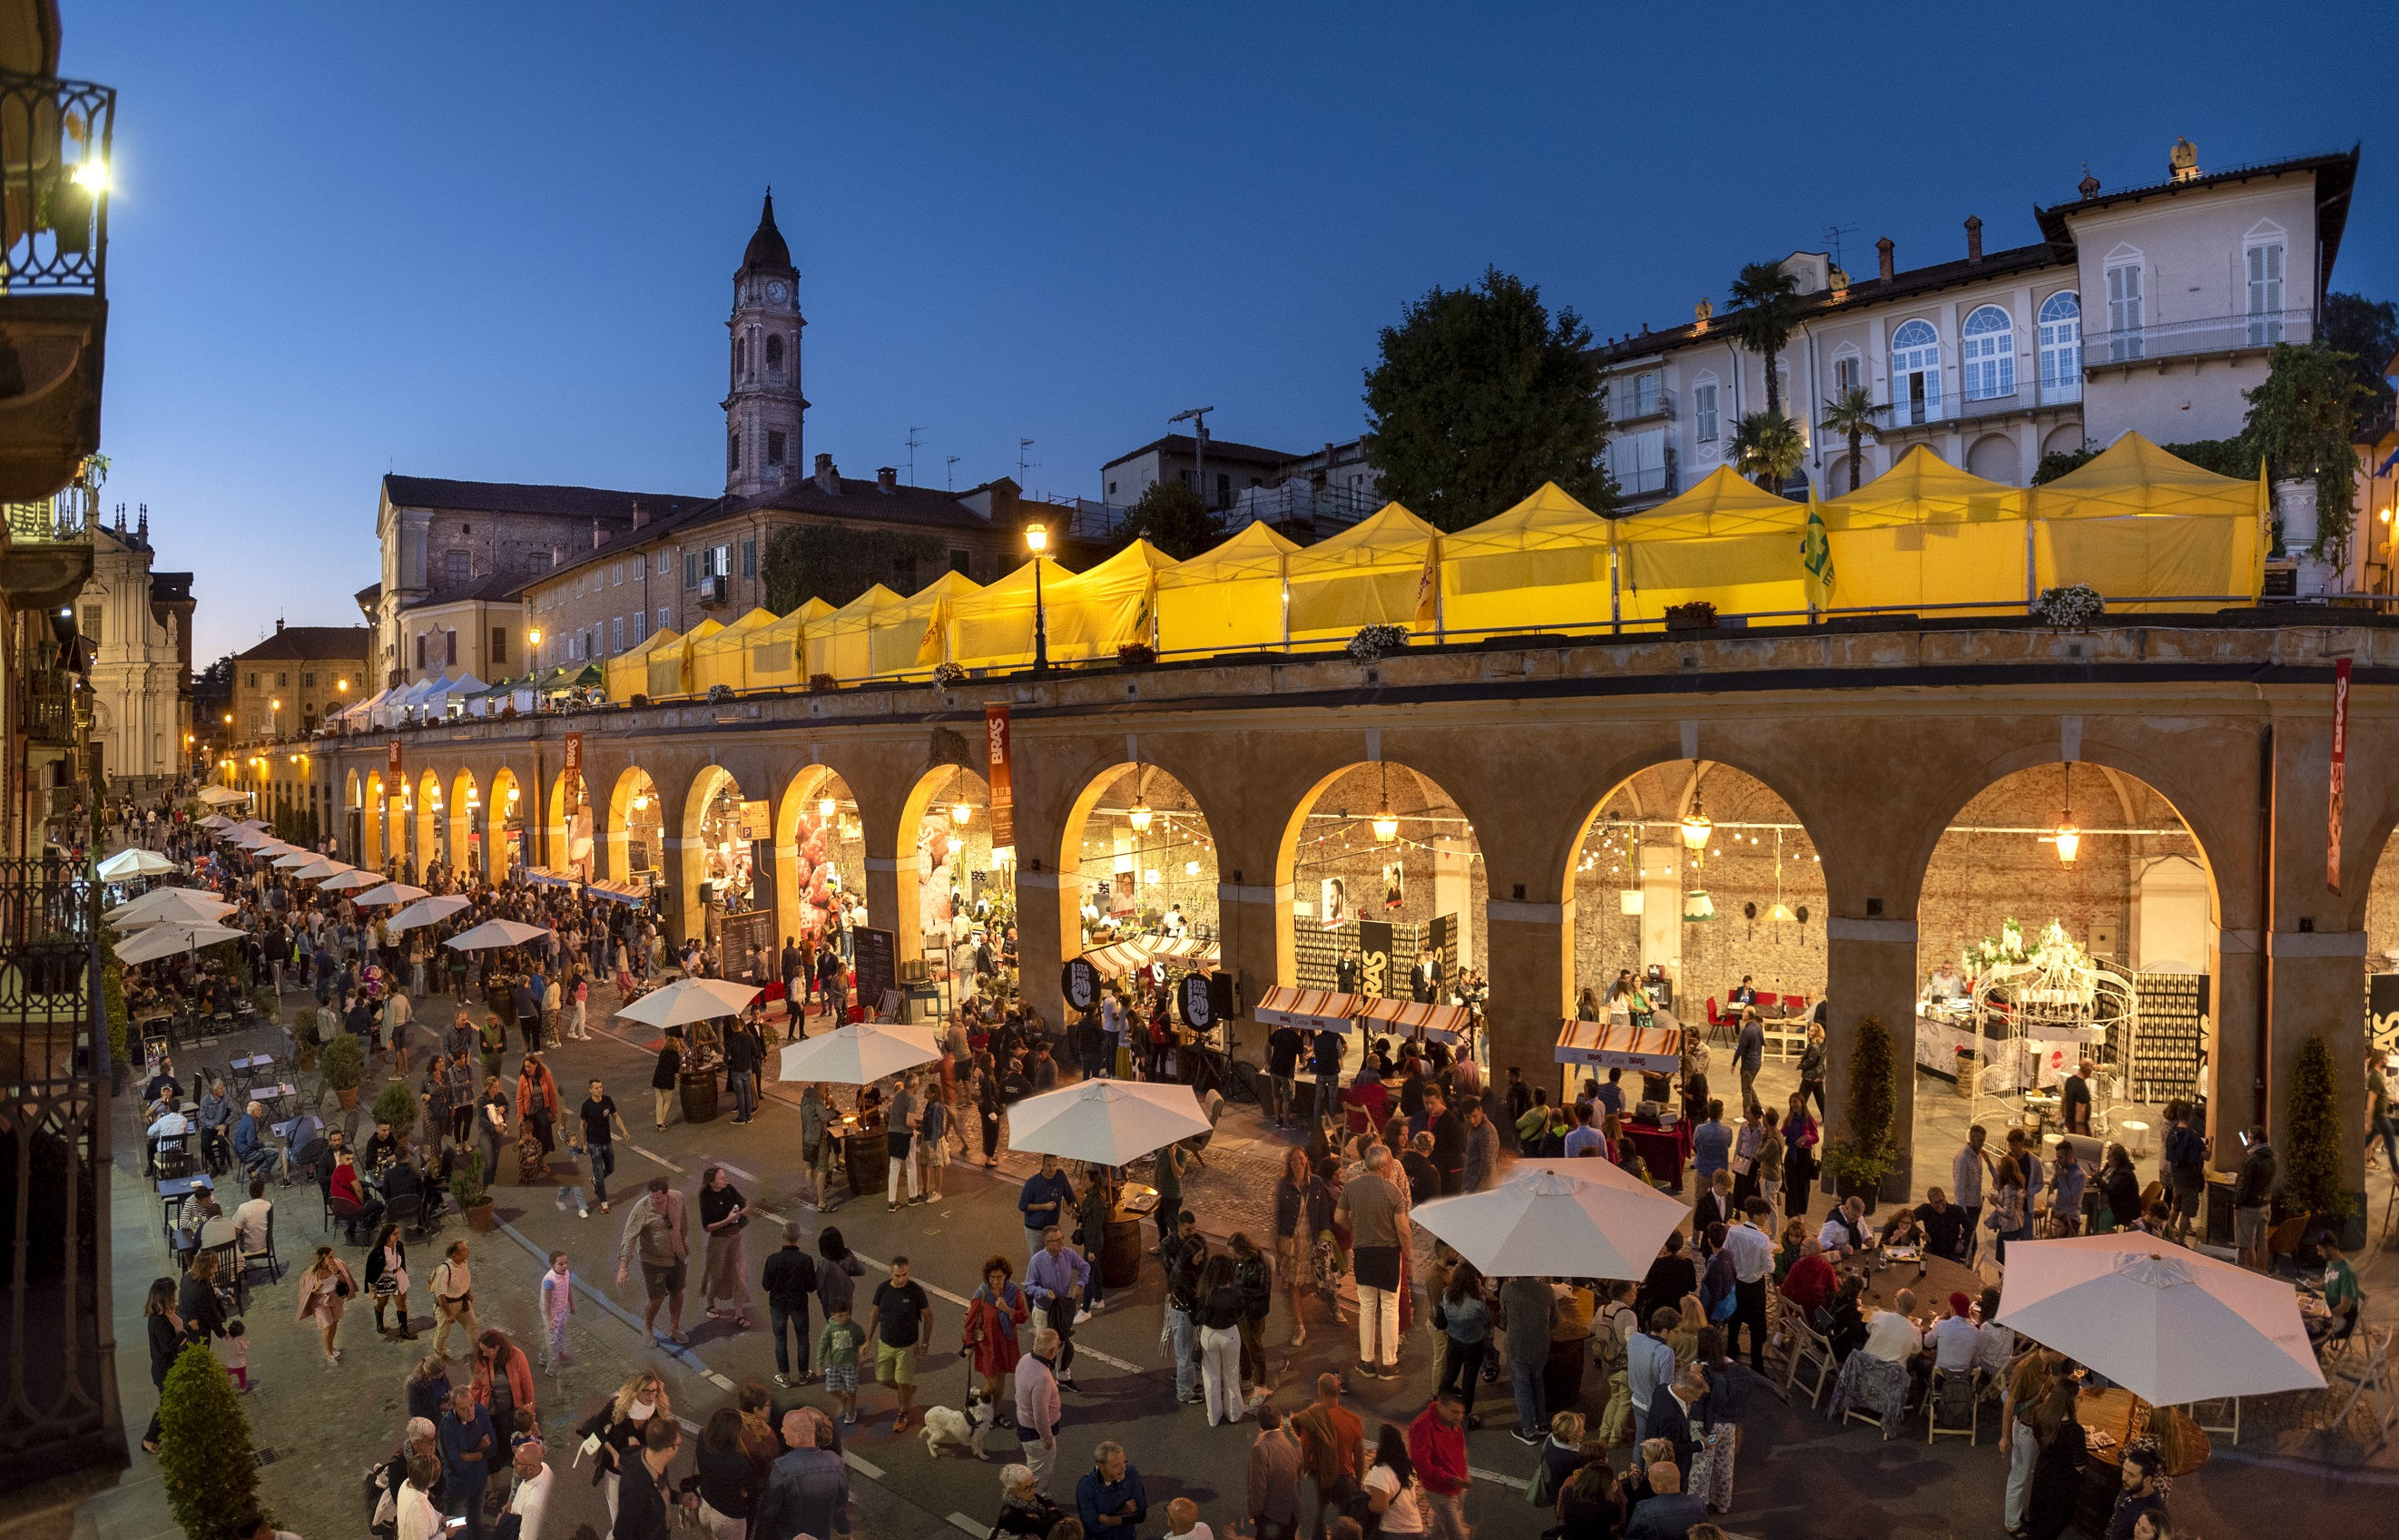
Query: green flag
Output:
[[1800, 486, 1834, 601]]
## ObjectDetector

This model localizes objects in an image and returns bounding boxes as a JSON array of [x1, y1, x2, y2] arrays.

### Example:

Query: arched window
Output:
[[735, 335, 747, 380], [765, 333, 784, 383], [1961, 305, 2014, 401], [2038, 291, 2081, 397], [1891, 319, 1941, 425]]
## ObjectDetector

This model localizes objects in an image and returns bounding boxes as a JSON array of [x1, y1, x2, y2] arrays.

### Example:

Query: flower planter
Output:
[[464, 1199, 496, 1233], [334, 1085, 359, 1110]]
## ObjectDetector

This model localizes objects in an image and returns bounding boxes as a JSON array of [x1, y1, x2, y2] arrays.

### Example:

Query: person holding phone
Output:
[[438, 1384, 497, 1540], [697, 1165, 754, 1329]]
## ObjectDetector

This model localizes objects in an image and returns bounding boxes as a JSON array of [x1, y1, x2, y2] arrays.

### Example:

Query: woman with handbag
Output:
[[696, 1165, 754, 1329], [1433, 1260, 1491, 1428], [140, 1277, 189, 1452], [962, 1255, 1030, 1416], [1782, 1091, 1820, 1221], [296, 1242, 359, 1367], [367, 1222, 415, 1339]]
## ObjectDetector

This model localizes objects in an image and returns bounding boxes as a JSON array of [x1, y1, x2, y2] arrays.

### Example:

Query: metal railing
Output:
[[1879, 378, 2087, 430], [1614, 447, 1677, 499], [18, 662, 75, 745], [3, 484, 92, 543], [2083, 308, 2315, 365], [0, 70, 114, 295], [1608, 381, 1676, 423]]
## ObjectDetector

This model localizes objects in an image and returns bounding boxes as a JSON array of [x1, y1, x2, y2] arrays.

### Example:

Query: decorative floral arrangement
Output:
[[1665, 600, 1718, 631], [806, 672, 839, 692], [2033, 583, 2105, 628], [931, 662, 968, 688], [705, 683, 734, 704], [1116, 642, 1157, 666], [1348, 624, 1409, 662]]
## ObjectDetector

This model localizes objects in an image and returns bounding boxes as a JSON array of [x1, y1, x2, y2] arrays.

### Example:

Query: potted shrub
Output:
[[1665, 600, 1719, 632], [291, 1005, 320, 1073], [1824, 1014, 1899, 1212], [807, 672, 839, 692], [1116, 642, 1157, 667], [371, 1079, 419, 1144], [319, 1034, 365, 1110], [450, 1149, 495, 1232], [2284, 1032, 2356, 1242], [159, 1339, 266, 1540]]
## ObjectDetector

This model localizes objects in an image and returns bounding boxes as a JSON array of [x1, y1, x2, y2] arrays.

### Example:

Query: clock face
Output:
[[766, 280, 787, 302]]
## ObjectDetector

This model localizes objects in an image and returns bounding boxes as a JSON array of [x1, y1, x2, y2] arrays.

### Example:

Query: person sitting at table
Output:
[[1778, 1239, 1838, 1324], [1861, 1289, 1923, 1365], [2311, 1237, 2365, 1343], [196, 1078, 235, 1175], [364, 1119, 403, 1177], [144, 1055, 183, 1109], [385, 1152, 438, 1223], [1818, 1196, 1873, 1261], [146, 1104, 194, 1177], [232, 1101, 279, 1184], [1926, 962, 1967, 1001], [1913, 1186, 1970, 1262], [233, 1176, 275, 1254], [1927, 1290, 1981, 1373], [1729, 976, 1758, 1008], [1879, 1207, 1924, 1251]]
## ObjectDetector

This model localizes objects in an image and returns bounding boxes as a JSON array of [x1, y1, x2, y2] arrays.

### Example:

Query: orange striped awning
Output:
[[1554, 1017, 1681, 1072], [1356, 998, 1474, 1044], [1150, 936, 1221, 966], [1253, 985, 1365, 1032], [1079, 937, 1156, 976]]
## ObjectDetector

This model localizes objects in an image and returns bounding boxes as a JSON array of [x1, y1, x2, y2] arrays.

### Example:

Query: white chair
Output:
[[1784, 1318, 1837, 1409], [2182, 1396, 2240, 1445]]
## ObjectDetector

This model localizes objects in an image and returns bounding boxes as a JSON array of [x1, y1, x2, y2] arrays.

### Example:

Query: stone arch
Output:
[[1057, 759, 1222, 968], [772, 764, 863, 956], [359, 771, 384, 868], [682, 764, 757, 964], [1966, 431, 2018, 485], [607, 765, 663, 892], [489, 766, 524, 880], [416, 769, 445, 873], [449, 768, 482, 877], [893, 763, 996, 969]]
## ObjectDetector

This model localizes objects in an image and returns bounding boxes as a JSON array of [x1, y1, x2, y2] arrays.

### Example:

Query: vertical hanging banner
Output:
[[563, 731, 585, 803], [985, 704, 1014, 852], [2329, 655, 2351, 893], [387, 741, 403, 784]]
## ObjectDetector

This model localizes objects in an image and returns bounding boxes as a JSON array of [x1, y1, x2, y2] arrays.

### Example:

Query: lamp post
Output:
[[270, 697, 281, 741], [1025, 521, 1050, 675]]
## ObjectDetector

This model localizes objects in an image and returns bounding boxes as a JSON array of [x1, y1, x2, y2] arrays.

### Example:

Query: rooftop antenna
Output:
[[1822, 223, 1859, 270], [906, 426, 927, 486], [1018, 437, 1037, 492], [945, 454, 961, 492], [1168, 406, 1215, 513]]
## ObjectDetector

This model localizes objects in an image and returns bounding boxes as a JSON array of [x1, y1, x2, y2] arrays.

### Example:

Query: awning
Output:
[[1079, 937, 1155, 976], [1357, 998, 1474, 1044], [1253, 985, 1364, 1032], [519, 866, 577, 888], [1554, 1018, 1681, 1072], [587, 878, 650, 905], [1149, 936, 1220, 966]]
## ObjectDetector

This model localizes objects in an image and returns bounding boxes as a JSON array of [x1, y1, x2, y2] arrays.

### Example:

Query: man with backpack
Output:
[[2162, 1101, 2210, 1243]]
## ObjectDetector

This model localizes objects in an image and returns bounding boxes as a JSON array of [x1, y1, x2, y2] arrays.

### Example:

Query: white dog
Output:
[[919, 1402, 981, 1458]]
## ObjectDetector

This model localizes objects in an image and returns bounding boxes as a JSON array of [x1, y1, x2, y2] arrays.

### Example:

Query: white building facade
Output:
[[1597, 145, 2358, 504], [79, 513, 192, 787]]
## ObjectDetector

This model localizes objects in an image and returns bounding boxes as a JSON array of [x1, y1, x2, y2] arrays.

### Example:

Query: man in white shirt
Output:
[[1162, 1496, 1214, 1540], [1927, 1290, 1981, 1371], [1719, 1199, 1778, 1371], [233, 1177, 275, 1253], [1818, 1196, 1873, 1260], [503, 1437, 553, 1540], [1862, 1290, 1923, 1363]]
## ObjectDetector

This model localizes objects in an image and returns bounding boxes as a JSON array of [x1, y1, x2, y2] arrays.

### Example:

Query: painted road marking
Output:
[[843, 1449, 885, 1479], [850, 1250, 1141, 1373], [719, 1161, 759, 1182], [493, 1217, 713, 1378], [948, 1515, 986, 1536], [627, 1143, 685, 1172]]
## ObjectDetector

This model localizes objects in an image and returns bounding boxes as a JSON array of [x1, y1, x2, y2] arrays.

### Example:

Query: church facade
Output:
[[78, 508, 193, 788]]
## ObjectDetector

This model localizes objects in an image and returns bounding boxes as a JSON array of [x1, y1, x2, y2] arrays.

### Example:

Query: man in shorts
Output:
[[614, 1174, 691, 1345], [865, 1254, 933, 1431]]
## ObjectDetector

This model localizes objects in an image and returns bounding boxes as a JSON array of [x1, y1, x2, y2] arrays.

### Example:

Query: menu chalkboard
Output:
[[853, 926, 898, 1013]]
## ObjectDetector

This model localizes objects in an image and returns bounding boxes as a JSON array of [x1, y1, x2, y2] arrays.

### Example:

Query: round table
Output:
[[1856, 1249, 1985, 1314]]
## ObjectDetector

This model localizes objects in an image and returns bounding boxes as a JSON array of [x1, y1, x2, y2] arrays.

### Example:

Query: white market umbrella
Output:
[[350, 882, 428, 907], [320, 869, 384, 892], [1997, 1235, 2325, 1406], [387, 895, 471, 932], [293, 858, 355, 881], [1005, 1079, 1213, 1166], [107, 888, 237, 929], [616, 977, 761, 1029], [198, 813, 232, 829], [196, 786, 249, 807], [231, 830, 277, 850], [98, 848, 179, 880], [270, 849, 319, 869], [115, 920, 249, 966], [1411, 1159, 1691, 1281], [445, 918, 551, 951], [776, 1022, 939, 1085]]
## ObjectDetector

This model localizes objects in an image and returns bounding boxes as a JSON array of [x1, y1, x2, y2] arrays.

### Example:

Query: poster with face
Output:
[[1321, 877, 1348, 929], [1381, 861, 1404, 910]]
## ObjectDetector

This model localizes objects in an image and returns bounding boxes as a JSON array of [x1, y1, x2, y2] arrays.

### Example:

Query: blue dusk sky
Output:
[[73, 1, 2396, 660]]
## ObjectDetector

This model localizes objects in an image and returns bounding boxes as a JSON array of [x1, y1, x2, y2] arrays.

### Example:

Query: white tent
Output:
[[423, 672, 489, 719], [97, 848, 178, 881]]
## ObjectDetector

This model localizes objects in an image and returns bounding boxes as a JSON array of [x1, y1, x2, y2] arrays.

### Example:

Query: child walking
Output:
[[816, 1303, 866, 1425], [223, 1319, 250, 1392], [538, 1251, 575, 1372]]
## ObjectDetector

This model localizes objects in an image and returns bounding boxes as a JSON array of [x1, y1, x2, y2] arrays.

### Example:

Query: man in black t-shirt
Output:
[[1266, 1026, 1303, 1127], [1914, 1187, 1968, 1262], [575, 1079, 628, 1213], [1310, 1029, 1343, 1126], [866, 1256, 934, 1430]]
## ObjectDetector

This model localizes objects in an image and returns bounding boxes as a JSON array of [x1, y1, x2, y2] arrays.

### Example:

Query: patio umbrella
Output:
[[1409, 1158, 1691, 1280], [350, 883, 429, 907], [97, 848, 178, 880], [270, 849, 318, 868], [320, 869, 384, 892], [196, 786, 249, 806], [1996, 1235, 2325, 1406], [1004, 1079, 1213, 1166], [114, 920, 249, 966], [445, 918, 552, 951], [197, 813, 231, 829], [293, 858, 356, 881], [776, 1022, 939, 1085], [107, 888, 237, 929], [616, 978, 761, 1029], [387, 895, 471, 932]]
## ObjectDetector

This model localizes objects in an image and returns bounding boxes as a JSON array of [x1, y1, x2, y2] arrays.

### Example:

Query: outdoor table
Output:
[[1623, 1123, 1685, 1192], [157, 1173, 212, 1238], [229, 1053, 274, 1088], [2071, 1386, 2207, 1534], [838, 1116, 890, 1197], [1858, 1250, 1982, 1315]]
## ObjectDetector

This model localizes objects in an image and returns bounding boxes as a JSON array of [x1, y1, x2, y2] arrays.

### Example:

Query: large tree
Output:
[[1728, 411, 1804, 494], [2321, 290, 2397, 407], [1728, 260, 1804, 416], [1818, 387, 1884, 492], [1362, 267, 1612, 531], [1110, 477, 1221, 559]]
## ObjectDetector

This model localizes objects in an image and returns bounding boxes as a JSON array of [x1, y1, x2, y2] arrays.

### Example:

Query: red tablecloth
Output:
[[1625, 1124, 1686, 1192]]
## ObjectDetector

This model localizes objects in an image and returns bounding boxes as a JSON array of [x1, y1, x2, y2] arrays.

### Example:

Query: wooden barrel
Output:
[[679, 1070, 719, 1124], [1101, 1216, 1145, 1289], [844, 1133, 890, 1198]]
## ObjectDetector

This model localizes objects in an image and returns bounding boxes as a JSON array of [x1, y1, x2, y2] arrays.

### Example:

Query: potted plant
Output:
[[158, 1339, 268, 1540], [807, 672, 839, 692], [2283, 1032, 2356, 1242], [371, 1079, 419, 1144], [1665, 600, 1719, 632], [318, 1034, 365, 1110], [1116, 642, 1157, 667], [1824, 1014, 1899, 1211], [450, 1150, 495, 1232]]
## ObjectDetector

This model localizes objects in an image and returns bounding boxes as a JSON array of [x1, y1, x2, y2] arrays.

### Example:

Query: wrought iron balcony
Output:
[[0, 70, 113, 504], [2081, 309, 2315, 369]]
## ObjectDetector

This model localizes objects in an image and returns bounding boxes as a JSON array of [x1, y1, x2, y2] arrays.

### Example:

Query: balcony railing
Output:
[[3, 482, 90, 543], [0, 71, 114, 296], [1878, 377, 2086, 430], [1608, 382, 1676, 424], [2082, 308, 2315, 366], [1614, 447, 1678, 499]]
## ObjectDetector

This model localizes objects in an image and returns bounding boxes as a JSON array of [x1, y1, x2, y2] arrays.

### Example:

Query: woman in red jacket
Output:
[[472, 1328, 537, 1440], [962, 1254, 1029, 1411]]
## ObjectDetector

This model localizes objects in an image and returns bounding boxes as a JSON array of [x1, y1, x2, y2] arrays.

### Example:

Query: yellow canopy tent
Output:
[[742, 597, 833, 692], [1613, 466, 1807, 624], [687, 607, 781, 695], [1817, 446, 2030, 616], [1284, 502, 1442, 646], [1025, 539, 1176, 665], [1154, 519, 1296, 656], [866, 569, 983, 679], [1440, 481, 1613, 638], [648, 617, 723, 698], [605, 625, 681, 702], [802, 585, 901, 683], [938, 557, 1073, 674], [2032, 432, 2269, 610]]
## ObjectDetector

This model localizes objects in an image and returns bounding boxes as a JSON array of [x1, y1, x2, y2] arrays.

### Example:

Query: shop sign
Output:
[[1062, 956, 1098, 1011], [1357, 920, 1394, 998], [985, 705, 1014, 850]]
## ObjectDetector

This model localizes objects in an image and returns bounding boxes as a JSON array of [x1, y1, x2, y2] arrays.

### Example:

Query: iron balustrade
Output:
[[2082, 308, 2315, 365], [0, 70, 114, 295]]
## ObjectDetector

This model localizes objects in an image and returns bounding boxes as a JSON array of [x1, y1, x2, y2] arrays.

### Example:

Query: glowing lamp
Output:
[[1024, 522, 1049, 554], [1127, 800, 1154, 834], [2053, 824, 2080, 865], [819, 796, 837, 820], [950, 801, 972, 828], [1770, 902, 1796, 923], [1371, 806, 1399, 843], [1680, 811, 1713, 849], [1683, 889, 1716, 922], [1185, 859, 1201, 876]]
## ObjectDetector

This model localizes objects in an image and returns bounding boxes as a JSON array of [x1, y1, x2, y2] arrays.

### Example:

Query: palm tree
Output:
[[1818, 386, 1886, 492], [1728, 261, 1803, 416], [1728, 411, 1805, 494]]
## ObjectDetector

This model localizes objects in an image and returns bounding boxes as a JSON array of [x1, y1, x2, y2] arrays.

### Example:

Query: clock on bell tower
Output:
[[723, 190, 807, 498]]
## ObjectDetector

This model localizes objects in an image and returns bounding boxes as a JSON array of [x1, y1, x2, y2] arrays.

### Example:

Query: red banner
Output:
[[387, 740, 403, 784], [985, 705, 1014, 852], [2330, 655, 2351, 893], [563, 731, 585, 802]]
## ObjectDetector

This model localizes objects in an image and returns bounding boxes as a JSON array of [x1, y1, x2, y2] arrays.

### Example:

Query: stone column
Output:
[[2209, 928, 2263, 1170], [1821, 917, 1922, 1194], [866, 853, 924, 965], [1214, 878, 1291, 1060], [1016, 867, 1075, 1035], [1482, 897, 1572, 1090], [666, 838, 707, 947], [2267, 930, 2369, 1236]]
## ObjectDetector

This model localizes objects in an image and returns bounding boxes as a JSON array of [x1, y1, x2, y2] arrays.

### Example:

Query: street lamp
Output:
[[270, 697, 282, 740], [1024, 521, 1049, 675]]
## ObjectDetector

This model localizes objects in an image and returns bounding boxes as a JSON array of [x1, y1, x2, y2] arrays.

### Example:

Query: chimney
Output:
[[1964, 215, 1983, 262], [876, 466, 898, 494], [812, 453, 840, 495], [1875, 237, 1895, 281], [275, 617, 285, 634], [631, 499, 646, 529]]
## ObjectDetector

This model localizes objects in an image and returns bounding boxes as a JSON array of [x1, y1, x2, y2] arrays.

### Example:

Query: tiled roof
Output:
[[234, 626, 370, 662], [382, 475, 711, 523], [536, 473, 996, 584], [400, 570, 532, 611], [1103, 433, 1299, 469]]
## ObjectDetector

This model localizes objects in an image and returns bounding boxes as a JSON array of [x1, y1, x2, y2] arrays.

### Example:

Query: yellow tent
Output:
[[687, 607, 781, 695], [2032, 432, 2269, 610], [1613, 466, 1807, 624], [1033, 539, 1177, 665], [866, 569, 983, 679], [742, 597, 833, 692], [940, 557, 1075, 673], [1284, 502, 1443, 646], [1154, 519, 1297, 656], [648, 618, 723, 697], [803, 585, 901, 683], [1440, 481, 1613, 638], [1818, 446, 2030, 616], [605, 625, 680, 702]]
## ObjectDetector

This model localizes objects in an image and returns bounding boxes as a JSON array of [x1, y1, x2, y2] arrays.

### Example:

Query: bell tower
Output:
[[723, 190, 806, 497]]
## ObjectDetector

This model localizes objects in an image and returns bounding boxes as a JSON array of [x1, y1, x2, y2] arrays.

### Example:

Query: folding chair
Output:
[[1785, 1319, 1837, 1409], [2182, 1396, 2241, 1445], [2322, 1327, 2394, 1448], [238, 1210, 282, 1290], [1928, 1367, 1979, 1444]]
